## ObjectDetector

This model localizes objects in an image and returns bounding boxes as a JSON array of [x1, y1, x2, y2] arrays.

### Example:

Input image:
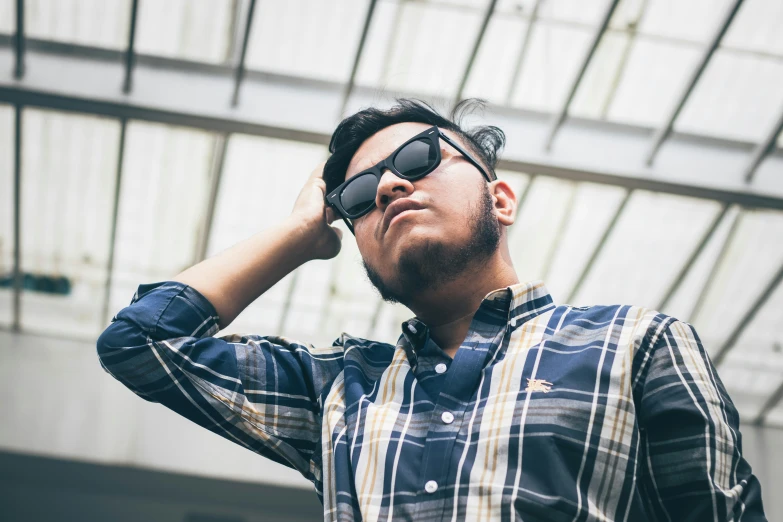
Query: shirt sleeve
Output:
[[96, 281, 345, 482], [637, 318, 767, 521]]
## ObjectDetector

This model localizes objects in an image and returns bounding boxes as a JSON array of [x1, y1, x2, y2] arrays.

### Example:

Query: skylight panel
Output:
[[245, 0, 367, 82], [25, 0, 130, 49], [19, 109, 121, 339], [106, 121, 218, 325], [635, 0, 734, 44], [723, 0, 783, 56], [0, 0, 13, 34], [570, 191, 721, 309], [135, 0, 234, 63], [676, 51, 783, 142]]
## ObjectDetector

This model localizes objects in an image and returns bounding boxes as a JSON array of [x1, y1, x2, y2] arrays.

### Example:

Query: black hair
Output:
[[323, 98, 505, 195]]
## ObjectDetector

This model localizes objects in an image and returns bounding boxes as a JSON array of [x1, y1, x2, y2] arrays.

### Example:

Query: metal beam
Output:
[[122, 0, 139, 94], [505, 0, 543, 105], [567, 189, 632, 303], [194, 134, 229, 263], [2, 44, 783, 212], [231, 0, 257, 107], [100, 119, 127, 328], [11, 104, 22, 332], [644, 0, 745, 165], [13, 0, 23, 78], [544, 0, 621, 150], [657, 203, 731, 311], [454, 0, 498, 104], [744, 107, 783, 184], [712, 261, 783, 367], [339, 0, 378, 119]]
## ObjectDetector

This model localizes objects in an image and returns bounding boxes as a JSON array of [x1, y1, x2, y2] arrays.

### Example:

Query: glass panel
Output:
[[635, 0, 734, 43], [0, 0, 13, 34], [543, 182, 628, 303], [570, 31, 631, 119], [211, 135, 327, 339], [19, 109, 121, 338], [690, 209, 783, 356], [509, 21, 593, 112], [605, 37, 701, 126], [462, 14, 530, 104], [571, 191, 721, 308], [355, 0, 484, 98], [676, 51, 783, 142], [718, 279, 783, 421], [0, 105, 13, 328], [245, 0, 367, 82], [723, 0, 783, 56], [507, 176, 576, 285], [135, 0, 234, 63], [25, 0, 130, 49], [107, 122, 218, 326]]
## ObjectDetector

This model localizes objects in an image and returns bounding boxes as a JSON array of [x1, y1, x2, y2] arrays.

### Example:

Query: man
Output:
[[97, 99, 766, 521]]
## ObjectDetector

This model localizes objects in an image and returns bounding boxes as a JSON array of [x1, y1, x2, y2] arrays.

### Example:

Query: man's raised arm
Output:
[[95, 165, 345, 482]]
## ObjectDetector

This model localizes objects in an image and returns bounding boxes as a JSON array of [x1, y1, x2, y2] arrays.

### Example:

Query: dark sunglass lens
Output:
[[393, 139, 436, 178], [340, 173, 378, 216]]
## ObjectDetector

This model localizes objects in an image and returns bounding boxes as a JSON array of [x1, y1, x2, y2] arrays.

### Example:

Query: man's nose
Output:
[[375, 169, 415, 211]]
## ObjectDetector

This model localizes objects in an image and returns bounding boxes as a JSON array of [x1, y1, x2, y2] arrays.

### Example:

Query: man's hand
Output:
[[290, 162, 344, 260]]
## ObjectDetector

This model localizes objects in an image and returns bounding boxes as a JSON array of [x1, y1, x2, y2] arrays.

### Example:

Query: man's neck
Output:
[[407, 252, 518, 358]]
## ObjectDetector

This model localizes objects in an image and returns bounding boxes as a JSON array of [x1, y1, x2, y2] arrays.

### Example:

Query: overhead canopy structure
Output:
[[0, 0, 782, 427]]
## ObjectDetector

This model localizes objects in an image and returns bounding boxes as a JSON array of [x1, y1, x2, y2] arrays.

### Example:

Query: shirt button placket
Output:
[[435, 363, 447, 374], [441, 411, 454, 424]]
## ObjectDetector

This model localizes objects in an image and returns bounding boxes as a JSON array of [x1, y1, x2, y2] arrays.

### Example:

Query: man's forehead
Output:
[[344, 122, 459, 181]]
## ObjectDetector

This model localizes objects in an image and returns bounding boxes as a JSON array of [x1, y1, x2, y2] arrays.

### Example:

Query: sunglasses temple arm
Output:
[[438, 132, 495, 182], [341, 216, 355, 236]]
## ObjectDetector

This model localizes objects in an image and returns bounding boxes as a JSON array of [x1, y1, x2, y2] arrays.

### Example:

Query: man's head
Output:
[[324, 99, 517, 307]]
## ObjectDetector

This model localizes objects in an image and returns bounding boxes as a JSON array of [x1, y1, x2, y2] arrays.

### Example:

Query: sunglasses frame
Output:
[[325, 126, 496, 234]]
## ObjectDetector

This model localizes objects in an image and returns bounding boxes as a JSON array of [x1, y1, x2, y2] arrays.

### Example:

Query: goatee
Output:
[[363, 185, 502, 306]]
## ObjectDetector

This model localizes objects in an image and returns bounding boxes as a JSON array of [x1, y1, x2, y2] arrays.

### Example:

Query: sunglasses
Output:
[[325, 126, 496, 234]]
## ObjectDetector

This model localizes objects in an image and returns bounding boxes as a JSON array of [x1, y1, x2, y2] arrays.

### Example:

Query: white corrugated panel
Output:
[[572, 192, 721, 308], [462, 14, 530, 104], [135, 0, 234, 63], [20, 109, 120, 338], [245, 0, 367, 82], [543, 182, 628, 303], [211, 135, 327, 339], [605, 37, 701, 126], [0, 0, 13, 33], [690, 209, 783, 355], [718, 276, 783, 422], [355, 1, 483, 98], [635, 0, 734, 43], [570, 31, 631, 119], [507, 176, 575, 284], [509, 22, 593, 112], [724, 0, 783, 56], [676, 51, 783, 142], [25, 0, 130, 49], [107, 122, 218, 325], [0, 105, 12, 328]]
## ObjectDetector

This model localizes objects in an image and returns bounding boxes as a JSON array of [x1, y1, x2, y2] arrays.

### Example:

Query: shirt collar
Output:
[[399, 280, 555, 352]]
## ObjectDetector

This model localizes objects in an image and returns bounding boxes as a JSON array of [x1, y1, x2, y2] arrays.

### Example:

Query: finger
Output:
[[309, 161, 327, 180], [330, 226, 343, 242], [325, 206, 336, 225]]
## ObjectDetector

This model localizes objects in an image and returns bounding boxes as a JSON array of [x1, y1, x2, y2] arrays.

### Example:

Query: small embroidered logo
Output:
[[525, 378, 553, 393]]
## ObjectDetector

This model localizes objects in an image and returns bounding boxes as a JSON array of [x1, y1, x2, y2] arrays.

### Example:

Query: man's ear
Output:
[[489, 179, 517, 227]]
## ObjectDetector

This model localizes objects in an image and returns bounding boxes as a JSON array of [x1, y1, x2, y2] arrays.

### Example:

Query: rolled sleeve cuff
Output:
[[114, 281, 221, 341]]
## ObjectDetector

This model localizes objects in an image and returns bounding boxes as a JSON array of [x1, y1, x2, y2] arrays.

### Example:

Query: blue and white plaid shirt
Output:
[[97, 280, 766, 521]]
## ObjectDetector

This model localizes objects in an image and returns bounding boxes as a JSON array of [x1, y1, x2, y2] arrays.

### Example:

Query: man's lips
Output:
[[382, 198, 426, 234]]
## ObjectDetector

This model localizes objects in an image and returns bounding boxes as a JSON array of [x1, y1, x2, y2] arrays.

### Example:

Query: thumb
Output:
[[330, 226, 344, 242]]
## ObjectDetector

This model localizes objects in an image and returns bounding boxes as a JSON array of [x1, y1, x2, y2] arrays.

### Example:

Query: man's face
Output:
[[344, 122, 503, 304]]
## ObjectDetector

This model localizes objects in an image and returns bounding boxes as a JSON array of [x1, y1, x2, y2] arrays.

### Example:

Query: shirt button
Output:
[[435, 363, 447, 374], [441, 411, 454, 424], [424, 480, 438, 494]]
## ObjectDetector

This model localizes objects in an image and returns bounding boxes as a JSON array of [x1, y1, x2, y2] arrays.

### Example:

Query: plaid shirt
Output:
[[97, 280, 766, 521]]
